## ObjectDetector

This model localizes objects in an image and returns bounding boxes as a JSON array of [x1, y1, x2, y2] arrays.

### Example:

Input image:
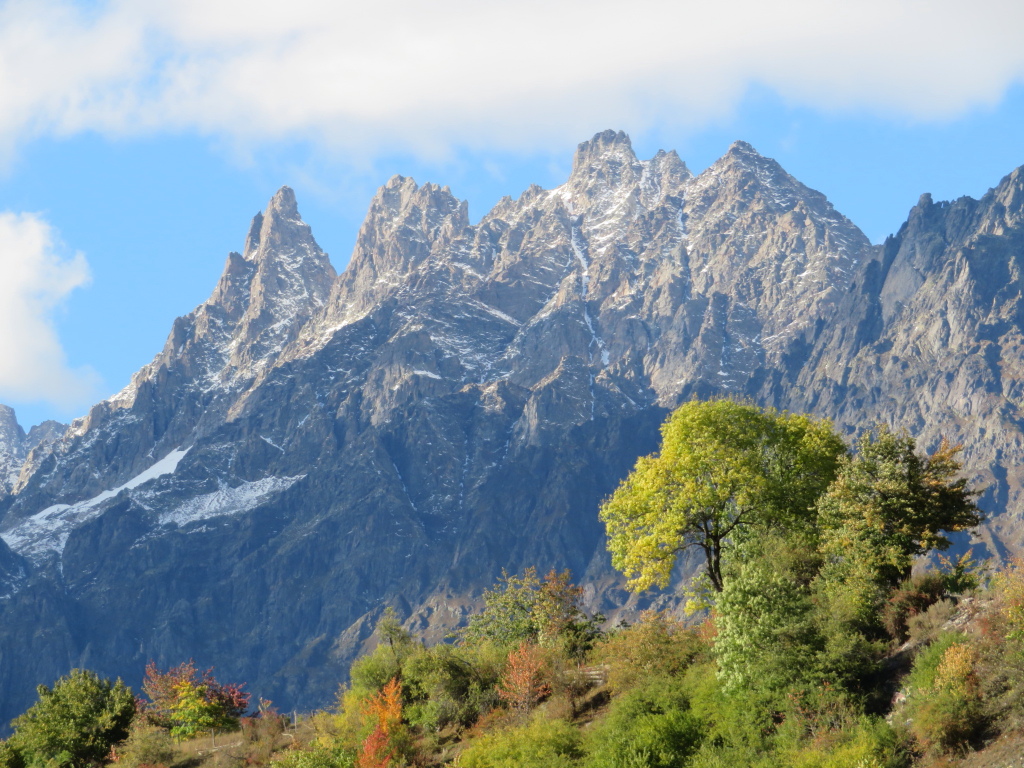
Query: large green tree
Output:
[[600, 400, 846, 593], [7, 669, 135, 768], [817, 425, 983, 594]]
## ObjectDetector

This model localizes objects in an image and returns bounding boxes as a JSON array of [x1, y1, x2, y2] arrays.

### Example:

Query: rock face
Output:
[[0, 406, 64, 498], [0, 131, 1022, 727]]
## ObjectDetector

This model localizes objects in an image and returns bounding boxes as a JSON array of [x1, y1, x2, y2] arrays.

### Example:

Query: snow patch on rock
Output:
[[1, 449, 189, 561], [159, 475, 305, 528]]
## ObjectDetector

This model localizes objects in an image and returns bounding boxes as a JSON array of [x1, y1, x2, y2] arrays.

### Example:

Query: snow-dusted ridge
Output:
[[1, 449, 189, 562]]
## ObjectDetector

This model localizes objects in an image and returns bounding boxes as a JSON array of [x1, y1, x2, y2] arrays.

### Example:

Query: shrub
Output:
[[880, 572, 945, 643], [906, 599, 957, 647], [272, 746, 356, 768], [459, 715, 584, 768], [115, 725, 176, 768], [354, 679, 413, 768], [584, 676, 704, 768], [459, 568, 603, 660], [592, 611, 705, 693], [976, 559, 1024, 727], [779, 717, 911, 768], [905, 634, 985, 754], [402, 642, 497, 732], [495, 642, 550, 719], [140, 660, 248, 736]]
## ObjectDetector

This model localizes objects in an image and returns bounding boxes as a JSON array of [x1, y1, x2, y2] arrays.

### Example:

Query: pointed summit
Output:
[[0, 405, 24, 452], [572, 130, 634, 166], [317, 174, 470, 330], [242, 186, 320, 263], [160, 185, 336, 388], [268, 185, 299, 219], [568, 130, 640, 186], [716, 140, 785, 177], [688, 140, 812, 215], [243, 187, 298, 259], [726, 139, 759, 156]]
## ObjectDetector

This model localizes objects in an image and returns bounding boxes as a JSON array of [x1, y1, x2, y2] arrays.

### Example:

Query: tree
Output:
[[7, 669, 135, 768], [168, 680, 222, 740], [140, 660, 249, 736], [817, 426, 982, 590], [714, 560, 819, 696], [600, 400, 846, 593], [495, 642, 550, 718], [459, 568, 603, 658], [356, 679, 407, 768], [348, 611, 417, 695]]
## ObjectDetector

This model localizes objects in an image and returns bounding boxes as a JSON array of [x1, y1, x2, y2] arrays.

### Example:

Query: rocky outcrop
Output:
[[0, 132, 1022, 729], [0, 405, 64, 498]]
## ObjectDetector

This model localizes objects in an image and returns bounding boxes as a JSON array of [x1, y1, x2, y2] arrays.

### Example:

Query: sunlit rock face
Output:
[[1, 131, 1022, 727]]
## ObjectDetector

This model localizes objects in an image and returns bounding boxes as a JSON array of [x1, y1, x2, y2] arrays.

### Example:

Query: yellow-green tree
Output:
[[6, 669, 135, 768], [600, 400, 845, 593]]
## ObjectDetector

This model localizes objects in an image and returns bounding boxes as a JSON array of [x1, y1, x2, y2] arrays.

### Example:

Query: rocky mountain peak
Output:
[[649, 149, 690, 183], [0, 405, 23, 452], [214, 190, 336, 375], [316, 176, 470, 329], [243, 213, 263, 259], [0, 407, 66, 498], [372, 176, 467, 231], [725, 139, 760, 157], [571, 129, 635, 166], [698, 139, 798, 201], [268, 185, 299, 219], [566, 130, 643, 198], [989, 165, 1024, 230]]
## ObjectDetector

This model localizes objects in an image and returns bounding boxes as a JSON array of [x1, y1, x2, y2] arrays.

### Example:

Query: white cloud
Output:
[[0, 0, 1021, 159], [0, 211, 100, 409]]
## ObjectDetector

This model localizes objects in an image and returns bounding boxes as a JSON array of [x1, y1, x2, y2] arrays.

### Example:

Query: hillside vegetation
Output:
[[5, 402, 1024, 768]]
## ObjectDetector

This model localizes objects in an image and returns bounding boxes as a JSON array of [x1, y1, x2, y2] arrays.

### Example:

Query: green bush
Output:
[[905, 633, 985, 754], [270, 745, 356, 768], [115, 725, 175, 768], [584, 678, 703, 768], [781, 717, 911, 768], [906, 598, 956, 647], [459, 715, 584, 768], [592, 611, 705, 694], [402, 643, 498, 732]]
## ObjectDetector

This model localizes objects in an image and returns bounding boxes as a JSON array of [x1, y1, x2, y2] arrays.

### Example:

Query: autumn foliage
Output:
[[140, 660, 250, 735], [495, 641, 550, 718], [356, 678, 403, 768]]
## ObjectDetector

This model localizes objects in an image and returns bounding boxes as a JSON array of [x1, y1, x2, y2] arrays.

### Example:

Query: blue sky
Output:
[[1, 0, 1023, 430]]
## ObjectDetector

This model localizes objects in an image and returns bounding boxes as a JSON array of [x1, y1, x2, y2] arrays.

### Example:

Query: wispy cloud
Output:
[[0, 0, 1021, 162], [0, 211, 100, 409]]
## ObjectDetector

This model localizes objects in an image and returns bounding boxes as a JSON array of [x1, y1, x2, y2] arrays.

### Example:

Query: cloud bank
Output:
[[0, 0, 1022, 161], [0, 212, 99, 410]]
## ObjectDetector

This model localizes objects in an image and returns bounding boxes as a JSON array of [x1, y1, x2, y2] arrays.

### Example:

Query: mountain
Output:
[[0, 406, 64, 499], [0, 131, 1021, 726]]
